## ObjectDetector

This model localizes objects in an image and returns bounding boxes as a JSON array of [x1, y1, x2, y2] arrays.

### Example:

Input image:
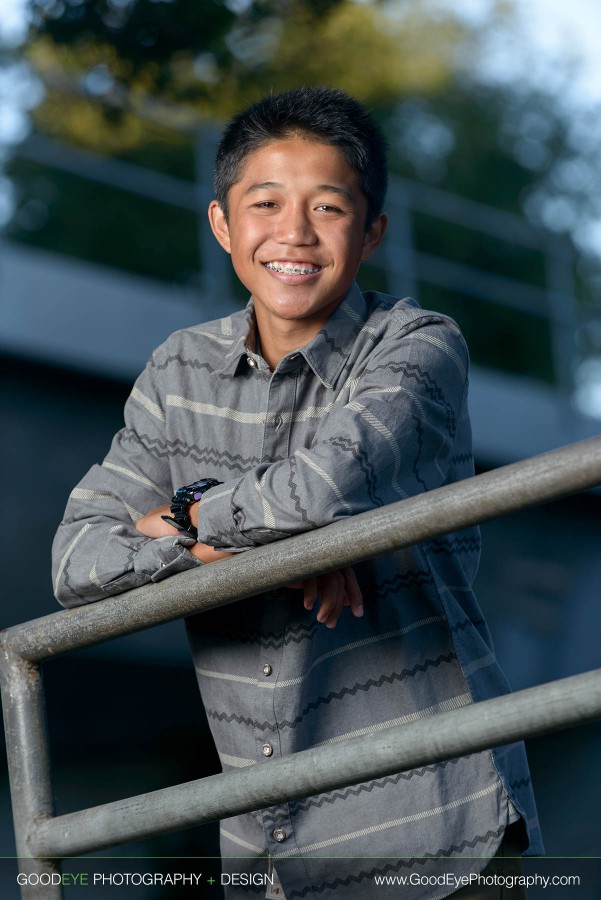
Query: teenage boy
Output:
[[53, 86, 541, 898]]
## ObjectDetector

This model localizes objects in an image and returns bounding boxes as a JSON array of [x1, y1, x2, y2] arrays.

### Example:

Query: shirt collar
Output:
[[214, 281, 368, 387], [298, 281, 368, 388], [213, 302, 258, 376]]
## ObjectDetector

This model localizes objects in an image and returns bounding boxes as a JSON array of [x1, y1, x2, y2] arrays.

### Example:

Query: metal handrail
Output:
[[29, 669, 601, 860], [2, 435, 601, 897], [6, 436, 601, 663]]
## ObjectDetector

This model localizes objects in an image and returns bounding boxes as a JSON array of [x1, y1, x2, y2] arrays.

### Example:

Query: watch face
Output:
[[188, 478, 221, 498], [166, 479, 221, 540], [172, 479, 222, 509]]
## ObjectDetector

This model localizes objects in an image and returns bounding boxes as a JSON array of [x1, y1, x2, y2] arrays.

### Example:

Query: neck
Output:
[[257, 329, 304, 371], [254, 310, 320, 370]]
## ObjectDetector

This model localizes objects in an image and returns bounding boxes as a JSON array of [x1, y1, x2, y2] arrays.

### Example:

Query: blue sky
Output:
[[439, 0, 601, 102]]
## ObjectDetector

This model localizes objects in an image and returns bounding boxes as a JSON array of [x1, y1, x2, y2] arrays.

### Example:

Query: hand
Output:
[[136, 505, 234, 563], [292, 567, 363, 629], [137, 508, 361, 614]]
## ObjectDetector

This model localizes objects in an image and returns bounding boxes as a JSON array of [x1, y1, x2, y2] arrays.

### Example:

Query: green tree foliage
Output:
[[9, 0, 601, 387], [25, 0, 467, 151]]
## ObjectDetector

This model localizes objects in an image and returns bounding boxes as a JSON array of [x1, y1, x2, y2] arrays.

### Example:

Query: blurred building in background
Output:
[[1, 1, 601, 896]]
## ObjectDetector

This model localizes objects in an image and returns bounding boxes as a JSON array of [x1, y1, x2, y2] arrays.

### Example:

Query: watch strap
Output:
[[162, 477, 223, 539]]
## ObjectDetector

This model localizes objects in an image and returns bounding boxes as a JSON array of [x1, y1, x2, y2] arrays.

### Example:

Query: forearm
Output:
[[134, 501, 362, 627], [135, 502, 234, 564]]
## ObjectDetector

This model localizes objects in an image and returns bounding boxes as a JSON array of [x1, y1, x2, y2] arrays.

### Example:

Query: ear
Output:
[[361, 212, 388, 262], [208, 201, 231, 254]]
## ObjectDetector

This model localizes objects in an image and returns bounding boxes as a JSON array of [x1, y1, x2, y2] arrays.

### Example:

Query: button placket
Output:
[[261, 372, 297, 461]]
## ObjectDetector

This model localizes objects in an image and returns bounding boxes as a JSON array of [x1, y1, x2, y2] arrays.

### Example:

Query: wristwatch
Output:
[[161, 478, 223, 539]]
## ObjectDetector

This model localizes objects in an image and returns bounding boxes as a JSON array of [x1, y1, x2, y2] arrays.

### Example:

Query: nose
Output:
[[274, 203, 317, 245]]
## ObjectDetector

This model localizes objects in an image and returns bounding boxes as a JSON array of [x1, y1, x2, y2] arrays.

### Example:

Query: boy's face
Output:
[[209, 136, 386, 341]]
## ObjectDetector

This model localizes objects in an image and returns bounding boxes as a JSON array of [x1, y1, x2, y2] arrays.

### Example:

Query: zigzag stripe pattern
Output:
[[149, 353, 234, 378], [205, 652, 456, 730], [325, 435, 384, 506], [259, 804, 290, 830], [319, 332, 347, 360], [510, 777, 532, 791], [411, 413, 428, 490], [61, 557, 89, 605], [200, 621, 319, 649], [450, 451, 473, 466], [449, 617, 486, 634], [365, 360, 457, 436], [288, 756, 467, 814], [412, 327, 467, 380], [425, 535, 481, 556], [286, 826, 506, 898], [287, 459, 318, 527], [202, 523, 251, 549], [52, 287, 540, 867], [120, 428, 264, 470], [373, 569, 435, 600]]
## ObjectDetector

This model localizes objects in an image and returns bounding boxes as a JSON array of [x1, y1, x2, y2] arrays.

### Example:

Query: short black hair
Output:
[[213, 86, 388, 227]]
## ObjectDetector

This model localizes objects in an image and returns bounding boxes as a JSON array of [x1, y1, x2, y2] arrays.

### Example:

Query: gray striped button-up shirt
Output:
[[53, 283, 542, 899]]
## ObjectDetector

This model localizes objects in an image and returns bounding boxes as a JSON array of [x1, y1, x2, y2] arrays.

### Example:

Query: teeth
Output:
[[264, 262, 321, 275]]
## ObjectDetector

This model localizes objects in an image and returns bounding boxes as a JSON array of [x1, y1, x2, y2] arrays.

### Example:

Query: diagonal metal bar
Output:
[[0, 433, 600, 894], [30, 668, 601, 860], [3, 435, 601, 664]]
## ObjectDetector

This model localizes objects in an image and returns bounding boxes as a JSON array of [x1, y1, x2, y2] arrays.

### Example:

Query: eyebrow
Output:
[[244, 181, 354, 202], [315, 184, 354, 202], [244, 181, 283, 194]]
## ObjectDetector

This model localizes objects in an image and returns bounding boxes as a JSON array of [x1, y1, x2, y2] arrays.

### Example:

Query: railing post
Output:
[[1, 437, 601, 878], [0, 641, 62, 899], [545, 234, 578, 400]]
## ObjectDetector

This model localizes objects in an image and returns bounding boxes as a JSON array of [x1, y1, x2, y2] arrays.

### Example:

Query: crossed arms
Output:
[[52, 305, 470, 627]]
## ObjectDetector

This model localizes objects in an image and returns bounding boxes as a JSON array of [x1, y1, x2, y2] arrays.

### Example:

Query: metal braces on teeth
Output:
[[264, 263, 320, 275]]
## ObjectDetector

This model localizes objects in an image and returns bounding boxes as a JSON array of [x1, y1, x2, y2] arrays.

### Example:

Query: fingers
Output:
[[315, 570, 345, 628], [291, 568, 364, 628], [302, 578, 318, 612], [343, 567, 364, 619]]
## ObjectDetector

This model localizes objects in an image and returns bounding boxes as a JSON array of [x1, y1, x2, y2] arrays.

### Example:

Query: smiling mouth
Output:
[[263, 262, 322, 275]]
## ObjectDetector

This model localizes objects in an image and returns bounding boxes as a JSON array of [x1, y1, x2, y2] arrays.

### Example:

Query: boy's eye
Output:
[[316, 204, 343, 213], [253, 201, 278, 209]]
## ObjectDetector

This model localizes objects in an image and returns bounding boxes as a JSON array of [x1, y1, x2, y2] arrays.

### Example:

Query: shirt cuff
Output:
[[133, 535, 203, 583], [196, 479, 258, 550]]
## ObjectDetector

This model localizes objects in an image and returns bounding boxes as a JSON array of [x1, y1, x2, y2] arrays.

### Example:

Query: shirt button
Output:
[[272, 828, 287, 843], [247, 356, 257, 368], [274, 414, 283, 430], [261, 743, 273, 757], [262, 663, 273, 677]]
